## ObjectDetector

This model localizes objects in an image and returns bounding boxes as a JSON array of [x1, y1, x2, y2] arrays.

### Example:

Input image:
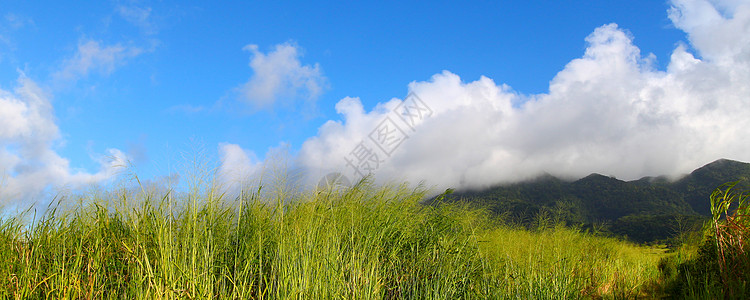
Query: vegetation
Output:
[[1, 158, 749, 298], [0, 175, 670, 299], [442, 159, 750, 243], [660, 182, 750, 299]]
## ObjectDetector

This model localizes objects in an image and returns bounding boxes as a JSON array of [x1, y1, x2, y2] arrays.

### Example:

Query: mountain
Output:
[[673, 159, 750, 215], [436, 159, 750, 243]]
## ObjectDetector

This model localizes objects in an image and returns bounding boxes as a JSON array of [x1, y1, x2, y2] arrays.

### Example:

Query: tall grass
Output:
[[710, 182, 750, 296], [0, 175, 668, 299], [477, 223, 666, 298], [662, 182, 750, 299]]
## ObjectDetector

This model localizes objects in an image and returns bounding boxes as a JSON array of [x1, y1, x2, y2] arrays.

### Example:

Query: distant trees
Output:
[[438, 159, 750, 243]]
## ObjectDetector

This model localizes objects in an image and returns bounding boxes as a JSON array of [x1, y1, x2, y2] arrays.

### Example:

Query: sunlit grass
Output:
[[477, 223, 667, 298], [0, 175, 671, 299]]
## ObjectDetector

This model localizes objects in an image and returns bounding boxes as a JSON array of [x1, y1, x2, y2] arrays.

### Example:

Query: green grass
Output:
[[0, 176, 671, 299], [477, 224, 668, 298], [658, 182, 750, 299]]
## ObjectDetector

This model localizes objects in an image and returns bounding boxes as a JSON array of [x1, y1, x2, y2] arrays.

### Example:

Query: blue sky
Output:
[[2, 0, 750, 206]]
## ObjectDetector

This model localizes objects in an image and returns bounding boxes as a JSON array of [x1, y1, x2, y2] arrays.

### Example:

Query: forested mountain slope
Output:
[[438, 159, 750, 242]]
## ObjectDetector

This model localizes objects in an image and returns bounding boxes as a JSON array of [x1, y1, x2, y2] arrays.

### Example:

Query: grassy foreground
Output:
[[0, 179, 670, 299]]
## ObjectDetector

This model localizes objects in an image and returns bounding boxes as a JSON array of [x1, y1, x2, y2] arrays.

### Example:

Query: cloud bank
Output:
[[296, 0, 750, 190], [238, 42, 327, 109], [0, 75, 128, 209]]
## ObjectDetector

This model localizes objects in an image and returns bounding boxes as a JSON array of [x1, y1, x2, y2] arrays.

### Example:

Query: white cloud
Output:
[[218, 143, 261, 193], [238, 42, 327, 108], [0, 75, 128, 209], [298, 0, 750, 191], [217, 142, 308, 198], [53, 39, 143, 83], [669, 0, 750, 64]]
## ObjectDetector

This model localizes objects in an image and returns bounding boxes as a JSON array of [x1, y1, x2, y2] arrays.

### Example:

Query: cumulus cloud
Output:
[[53, 39, 143, 83], [237, 42, 327, 108], [218, 143, 261, 193], [0, 75, 128, 209], [297, 0, 750, 191], [217, 142, 309, 198]]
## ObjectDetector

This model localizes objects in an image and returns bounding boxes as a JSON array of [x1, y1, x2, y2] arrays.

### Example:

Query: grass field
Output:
[[0, 171, 685, 299]]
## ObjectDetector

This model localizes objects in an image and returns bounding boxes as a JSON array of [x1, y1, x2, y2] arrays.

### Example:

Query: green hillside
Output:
[[438, 159, 750, 242]]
